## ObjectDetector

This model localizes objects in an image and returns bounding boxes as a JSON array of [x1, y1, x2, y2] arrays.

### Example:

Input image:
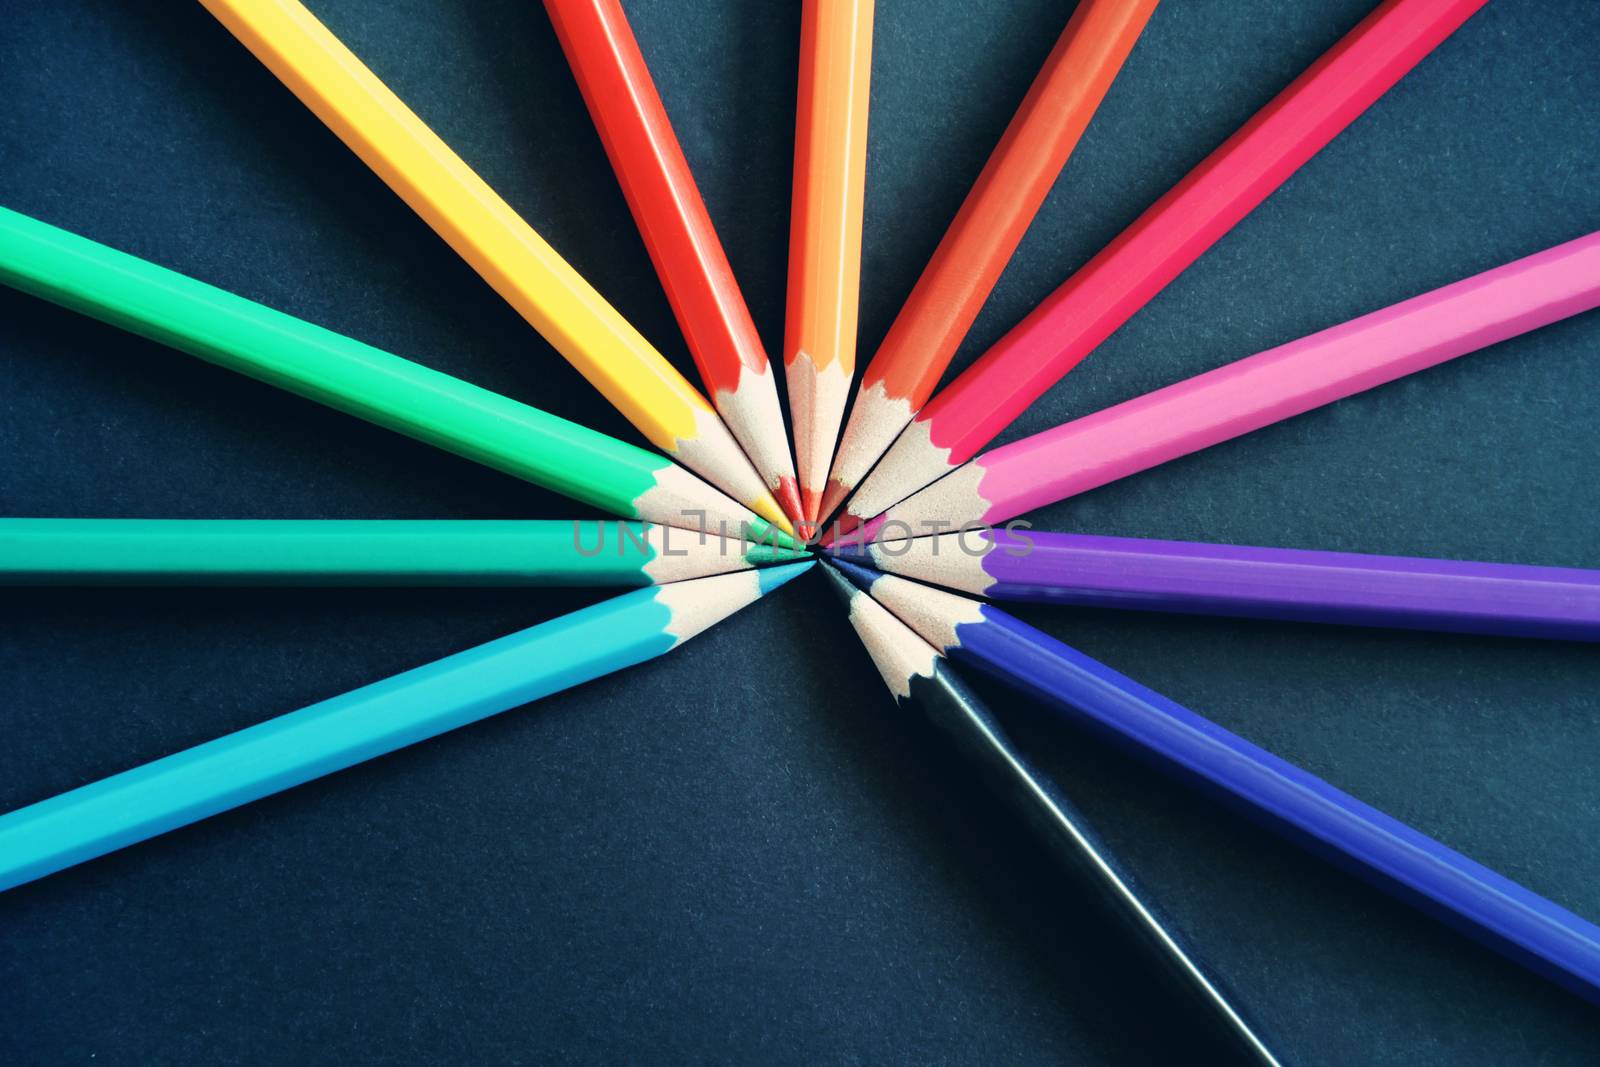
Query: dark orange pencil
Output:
[[817, 0, 1159, 522], [545, 0, 802, 522]]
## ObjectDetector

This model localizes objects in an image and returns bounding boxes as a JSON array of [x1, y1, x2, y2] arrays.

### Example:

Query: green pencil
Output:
[[0, 206, 799, 549], [0, 519, 809, 586]]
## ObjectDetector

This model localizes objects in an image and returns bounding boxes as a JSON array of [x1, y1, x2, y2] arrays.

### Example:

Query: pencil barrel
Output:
[[0, 519, 669, 586], [0, 206, 665, 517], [0, 589, 677, 891], [957, 609, 1600, 1003], [975, 530, 1600, 641]]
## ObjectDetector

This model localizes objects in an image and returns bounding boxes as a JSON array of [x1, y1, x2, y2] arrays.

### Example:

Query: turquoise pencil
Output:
[[0, 561, 812, 891], [0, 519, 809, 586]]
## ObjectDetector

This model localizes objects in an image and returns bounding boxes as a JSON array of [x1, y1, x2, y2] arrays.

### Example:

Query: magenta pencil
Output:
[[832, 529, 1600, 640], [851, 230, 1600, 539]]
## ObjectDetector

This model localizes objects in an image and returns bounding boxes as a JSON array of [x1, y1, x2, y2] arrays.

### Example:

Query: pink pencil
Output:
[[845, 230, 1600, 539]]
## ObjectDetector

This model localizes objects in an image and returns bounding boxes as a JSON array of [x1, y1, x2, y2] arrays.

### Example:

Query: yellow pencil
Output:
[[199, 0, 794, 538]]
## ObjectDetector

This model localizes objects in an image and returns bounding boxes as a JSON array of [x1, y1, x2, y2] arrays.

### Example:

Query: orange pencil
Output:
[[785, 0, 875, 530], [817, 0, 1159, 522]]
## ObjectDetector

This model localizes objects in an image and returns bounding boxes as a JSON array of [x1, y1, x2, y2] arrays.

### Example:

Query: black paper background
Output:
[[2, 1, 1598, 1062]]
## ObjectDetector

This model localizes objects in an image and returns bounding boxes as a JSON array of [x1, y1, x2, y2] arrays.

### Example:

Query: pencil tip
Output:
[[818, 511, 860, 547], [854, 514, 888, 544], [800, 486, 824, 525], [816, 478, 850, 525], [744, 519, 805, 552], [748, 492, 799, 540], [744, 542, 814, 566], [818, 559, 858, 606], [829, 556, 880, 592], [774, 477, 805, 528], [756, 559, 814, 596]]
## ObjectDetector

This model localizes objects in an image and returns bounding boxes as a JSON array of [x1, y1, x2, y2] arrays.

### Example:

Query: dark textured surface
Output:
[[2, 1, 1598, 1063]]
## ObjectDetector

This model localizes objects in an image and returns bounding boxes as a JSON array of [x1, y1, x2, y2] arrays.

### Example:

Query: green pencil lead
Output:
[[744, 542, 814, 566], [744, 518, 805, 552]]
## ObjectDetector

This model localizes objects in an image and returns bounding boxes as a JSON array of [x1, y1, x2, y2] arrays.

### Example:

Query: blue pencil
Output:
[[0, 562, 811, 891], [829, 557, 1600, 1004]]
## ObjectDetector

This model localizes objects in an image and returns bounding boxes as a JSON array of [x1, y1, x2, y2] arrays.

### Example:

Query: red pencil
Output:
[[545, 0, 802, 523], [816, 0, 1160, 524], [830, 0, 1488, 539]]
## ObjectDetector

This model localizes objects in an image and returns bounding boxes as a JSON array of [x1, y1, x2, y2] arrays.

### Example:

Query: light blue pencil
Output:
[[0, 561, 812, 891]]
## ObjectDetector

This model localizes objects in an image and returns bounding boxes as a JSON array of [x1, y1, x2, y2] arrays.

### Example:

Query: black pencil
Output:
[[820, 562, 1280, 1065]]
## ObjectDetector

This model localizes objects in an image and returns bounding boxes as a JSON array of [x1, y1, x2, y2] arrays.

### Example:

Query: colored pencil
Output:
[[833, 529, 1600, 641], [0, 519, 809, 587], [851, 230, 1600, 542], [829, 558, 1600, 1004], [817, 0, 1159, 522], [834, 0, 1489, 533], [0, 561, 813, 891], [198, 0, 795, 539], [785, 0, 875, 525], [820, 563, 1281, 1065], [0, 207, 798, 549], [544, 0, 801, 523]]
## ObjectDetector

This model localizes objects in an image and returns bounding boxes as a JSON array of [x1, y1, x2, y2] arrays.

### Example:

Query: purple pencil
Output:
[[831, 530, 1600, 640]]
